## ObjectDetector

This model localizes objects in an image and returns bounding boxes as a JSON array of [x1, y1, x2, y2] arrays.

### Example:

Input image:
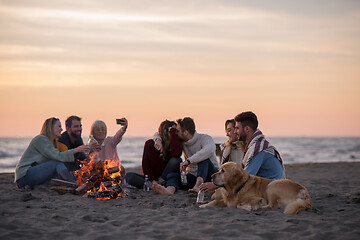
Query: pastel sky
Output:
[[0, 0, 359, 137]]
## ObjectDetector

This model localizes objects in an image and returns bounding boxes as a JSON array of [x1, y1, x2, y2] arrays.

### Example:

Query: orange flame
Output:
[[74, 152, 123, 200]]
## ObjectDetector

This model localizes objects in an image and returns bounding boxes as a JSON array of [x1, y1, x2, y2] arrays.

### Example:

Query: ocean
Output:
[[1, 137, 360, 173]]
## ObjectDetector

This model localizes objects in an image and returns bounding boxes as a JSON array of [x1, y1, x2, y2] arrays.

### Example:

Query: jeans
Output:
[[17, 160, 76, 188], [166, 158, 218, 191], [125, 157, 181, 189], [197, 158, 218, 182]]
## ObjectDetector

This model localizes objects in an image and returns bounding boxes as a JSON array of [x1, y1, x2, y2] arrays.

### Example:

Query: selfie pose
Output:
[[88, 118, 128, 175]]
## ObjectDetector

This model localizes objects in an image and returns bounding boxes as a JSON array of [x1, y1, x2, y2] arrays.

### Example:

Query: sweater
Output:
[[183, 132, 220, 176], [15, 135, 75, 182], [57, 131, 86, 164], [220, 141, 244, 165], [142, 128, 183, 181]]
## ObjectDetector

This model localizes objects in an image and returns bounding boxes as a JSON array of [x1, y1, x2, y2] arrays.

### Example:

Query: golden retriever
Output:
[[200, 162, 312, 215]]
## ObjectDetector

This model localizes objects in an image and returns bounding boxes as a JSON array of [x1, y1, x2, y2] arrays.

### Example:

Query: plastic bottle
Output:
[[181, 168, 187, 185], [143, 175, 150, 191], [196, 190, 205, 205]]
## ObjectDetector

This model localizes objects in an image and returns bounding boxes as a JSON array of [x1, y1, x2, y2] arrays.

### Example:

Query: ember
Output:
[[74, 152, 125, 200]]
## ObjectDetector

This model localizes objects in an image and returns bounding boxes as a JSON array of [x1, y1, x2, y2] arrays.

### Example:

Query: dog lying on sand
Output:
[[200, 162, 312, 215]]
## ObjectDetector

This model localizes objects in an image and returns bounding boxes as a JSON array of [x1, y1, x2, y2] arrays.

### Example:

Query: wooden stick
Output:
[[107, 166, 120, 174], [50, 179, 77, 188], [49, 186, 76, 195]]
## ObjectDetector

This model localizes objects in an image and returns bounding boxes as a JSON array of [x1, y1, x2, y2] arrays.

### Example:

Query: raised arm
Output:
[[111, 118, 128, 147]]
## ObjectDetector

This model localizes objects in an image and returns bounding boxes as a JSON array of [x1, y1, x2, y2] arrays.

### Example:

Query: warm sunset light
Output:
[[0, 0, 359, 138]]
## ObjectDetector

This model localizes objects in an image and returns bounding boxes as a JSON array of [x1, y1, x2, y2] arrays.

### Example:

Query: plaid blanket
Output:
[[242, 129, 285, 176]]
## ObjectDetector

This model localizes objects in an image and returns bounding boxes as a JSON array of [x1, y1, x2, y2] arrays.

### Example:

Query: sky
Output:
[[0, 0, 359, 138]]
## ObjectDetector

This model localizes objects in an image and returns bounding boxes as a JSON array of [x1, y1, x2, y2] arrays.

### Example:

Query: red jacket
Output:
[[142, 128, 182, 181]]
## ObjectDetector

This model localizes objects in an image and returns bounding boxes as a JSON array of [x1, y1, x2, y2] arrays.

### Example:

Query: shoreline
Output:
[[1, 162, 359, 239]]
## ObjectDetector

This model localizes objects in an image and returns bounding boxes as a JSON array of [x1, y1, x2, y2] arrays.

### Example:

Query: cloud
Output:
[[0, 0, 359, 88]]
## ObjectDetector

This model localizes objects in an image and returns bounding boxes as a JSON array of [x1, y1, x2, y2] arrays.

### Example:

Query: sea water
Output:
[[1, 137, 359, 173]]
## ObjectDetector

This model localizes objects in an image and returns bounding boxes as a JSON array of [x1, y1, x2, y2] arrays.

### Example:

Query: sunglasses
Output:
[[94, 128, 106, 133]]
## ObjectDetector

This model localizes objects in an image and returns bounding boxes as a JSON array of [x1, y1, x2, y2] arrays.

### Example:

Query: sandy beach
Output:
[[0, 162, 359, 240]]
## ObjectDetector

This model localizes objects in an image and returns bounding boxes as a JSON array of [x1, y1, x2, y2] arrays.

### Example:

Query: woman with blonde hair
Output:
[[15, 117, 89, 188], [88, 118, 128, 174]]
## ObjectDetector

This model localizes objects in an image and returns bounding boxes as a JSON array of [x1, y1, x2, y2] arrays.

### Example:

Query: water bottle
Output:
[[143, 175, 150, 191], [196, 190, 205, 205], [181, 168, 187, 185]]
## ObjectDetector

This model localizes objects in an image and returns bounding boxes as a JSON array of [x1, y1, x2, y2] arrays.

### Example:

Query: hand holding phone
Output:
[[116, 118, 126, 125]]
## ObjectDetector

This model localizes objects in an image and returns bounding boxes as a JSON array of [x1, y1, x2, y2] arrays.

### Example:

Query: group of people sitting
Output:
[[15, 111, 285, 200], [126, 112, 285, 198], [15, 116, 128, 188]]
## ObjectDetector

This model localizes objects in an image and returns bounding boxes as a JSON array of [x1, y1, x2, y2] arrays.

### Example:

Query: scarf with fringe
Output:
[[242, 129, 285, 175]]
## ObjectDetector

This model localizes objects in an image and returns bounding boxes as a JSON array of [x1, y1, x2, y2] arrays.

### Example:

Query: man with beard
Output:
[[57, 115, 87, 171], [234, 111, 285, 179]]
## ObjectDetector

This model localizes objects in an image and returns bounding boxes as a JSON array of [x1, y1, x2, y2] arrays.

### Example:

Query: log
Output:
[[75, 172, 102, 194], [87, 190, 119, 199], [118, 182, 135, 199], [107, 166, 120, 174], [75, 182, 93, 194], [74, 165, 120, 196], [50, 179, 77, 188], [49, 186, 76, 195]]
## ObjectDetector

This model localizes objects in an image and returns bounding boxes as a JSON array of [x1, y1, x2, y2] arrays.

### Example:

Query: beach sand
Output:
[[0, 162, 359, 240]]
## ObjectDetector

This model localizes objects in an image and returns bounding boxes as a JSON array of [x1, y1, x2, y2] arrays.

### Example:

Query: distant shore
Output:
[[0, 162, 360, 239]]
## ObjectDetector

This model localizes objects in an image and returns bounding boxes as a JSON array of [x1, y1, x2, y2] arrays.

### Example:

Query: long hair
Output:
[[225, 118, 245, 151], [158, 120, 176, 160], [40, 117, 60, 147]]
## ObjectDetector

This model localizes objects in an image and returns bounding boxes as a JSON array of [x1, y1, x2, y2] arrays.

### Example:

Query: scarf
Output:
[[221, 141, 244, 165], [242, 129, 285, 175]]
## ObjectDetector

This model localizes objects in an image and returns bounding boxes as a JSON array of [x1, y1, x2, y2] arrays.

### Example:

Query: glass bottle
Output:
[[196, 190, 205, 204], [181, 167, 187, 185], [88, 134, 101, 152], [143, 175, 150, 191]]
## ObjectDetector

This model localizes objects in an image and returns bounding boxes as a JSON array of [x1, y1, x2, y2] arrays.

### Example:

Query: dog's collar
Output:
[[235, 179, 248, 194]]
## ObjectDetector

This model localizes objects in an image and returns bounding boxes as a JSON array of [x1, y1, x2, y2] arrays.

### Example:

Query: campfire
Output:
[[50, 150, 133, 200], [72, 152, 126, 200]]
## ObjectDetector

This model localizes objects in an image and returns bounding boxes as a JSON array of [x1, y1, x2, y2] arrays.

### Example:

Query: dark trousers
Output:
[[166, 158, 218, 191], [125, 157, 181, 189]]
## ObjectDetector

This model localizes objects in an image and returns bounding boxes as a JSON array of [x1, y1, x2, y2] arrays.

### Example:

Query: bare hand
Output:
[[74, 144, 90, 154], [119, 118, 128, 131], [89, 142, 101, 152], [199, 182, 218, 194], [179, 160, 189, 171], [154, 138, 163, 152]]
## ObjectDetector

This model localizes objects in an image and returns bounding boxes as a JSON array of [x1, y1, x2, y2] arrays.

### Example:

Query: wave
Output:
[[0, 151, 21, 159], [0, 162, 17, 169]]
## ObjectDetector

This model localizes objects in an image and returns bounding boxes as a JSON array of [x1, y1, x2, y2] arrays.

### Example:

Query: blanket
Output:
[[242, 129, 285, 176]]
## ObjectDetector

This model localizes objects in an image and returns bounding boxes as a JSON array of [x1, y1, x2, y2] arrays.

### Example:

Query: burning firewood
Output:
[[74, 160, 126, 199], [86, 190, 119, 199], [75, 173, 101, 194], [107, 166, 120, 174]]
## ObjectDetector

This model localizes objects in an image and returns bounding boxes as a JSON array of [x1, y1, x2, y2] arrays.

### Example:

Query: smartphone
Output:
[[116, 119, 125, 125]]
